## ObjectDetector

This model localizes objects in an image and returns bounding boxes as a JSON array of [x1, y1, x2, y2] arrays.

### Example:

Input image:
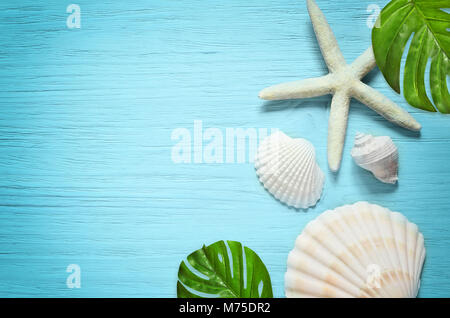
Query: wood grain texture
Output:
[[0, 0, 449, 297]]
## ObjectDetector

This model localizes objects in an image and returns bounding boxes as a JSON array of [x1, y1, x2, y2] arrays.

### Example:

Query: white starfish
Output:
[[259, 0, 421, 172]]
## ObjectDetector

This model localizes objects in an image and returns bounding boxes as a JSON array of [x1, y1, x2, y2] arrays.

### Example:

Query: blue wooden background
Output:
[[0, 0, 449, 298]]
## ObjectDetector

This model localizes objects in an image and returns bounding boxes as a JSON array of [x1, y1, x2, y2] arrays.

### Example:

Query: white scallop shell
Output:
[[351, 133, 399, 184], [255, 131, 325, 209], [285, 202, 425, 298]]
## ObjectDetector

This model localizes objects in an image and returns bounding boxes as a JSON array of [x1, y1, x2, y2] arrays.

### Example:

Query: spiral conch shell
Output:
[[285, 202, 426, 298], [351, 133, 398, 184], [255, 131, 324, 209]]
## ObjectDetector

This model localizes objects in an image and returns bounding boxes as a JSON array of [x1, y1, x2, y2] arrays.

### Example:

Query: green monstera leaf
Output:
[[372, 0, 450, 113], [177, 240, 273, 298]]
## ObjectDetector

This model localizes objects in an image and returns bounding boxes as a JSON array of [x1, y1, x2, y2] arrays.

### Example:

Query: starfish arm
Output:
[[258, 75, 333, 100], [351, 81, 421, 131], [350, 46, 377, 79], [307, 0, 346, 73], [328, 89, 351, 172]]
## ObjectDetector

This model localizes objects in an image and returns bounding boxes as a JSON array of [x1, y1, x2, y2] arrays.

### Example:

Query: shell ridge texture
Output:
[[255, 131, 325, 209], [285, 202, 425, 298]]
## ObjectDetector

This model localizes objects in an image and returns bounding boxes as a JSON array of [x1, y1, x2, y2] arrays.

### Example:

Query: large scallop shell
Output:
[[255, 131, 324, 209], [351, 133, 398, 184], [285, 202, 425, 298]]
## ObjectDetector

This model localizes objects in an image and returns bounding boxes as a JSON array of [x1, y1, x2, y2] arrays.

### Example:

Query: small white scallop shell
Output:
[[254, 131, 325, 209], [351, 133, 399, 184], [285, 202, 425, 298]]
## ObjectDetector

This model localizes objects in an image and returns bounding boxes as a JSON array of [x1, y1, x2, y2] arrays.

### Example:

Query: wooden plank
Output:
[[0, 0, 448, 297]]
